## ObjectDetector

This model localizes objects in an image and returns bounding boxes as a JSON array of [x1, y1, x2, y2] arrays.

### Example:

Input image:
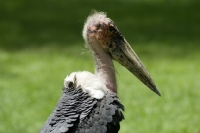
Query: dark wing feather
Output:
[[76, 91, 124, 133], [39, 86, 124, 133]]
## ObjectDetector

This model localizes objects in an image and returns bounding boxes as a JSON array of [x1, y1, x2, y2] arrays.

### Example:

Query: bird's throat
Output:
[[89, 39, 117, 93]]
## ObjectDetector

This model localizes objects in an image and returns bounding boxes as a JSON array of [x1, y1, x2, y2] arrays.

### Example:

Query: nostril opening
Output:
[[109, 26, 115, 32]]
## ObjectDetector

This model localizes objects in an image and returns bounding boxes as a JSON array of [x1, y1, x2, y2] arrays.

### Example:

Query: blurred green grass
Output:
[[0, 0, 200, 133]]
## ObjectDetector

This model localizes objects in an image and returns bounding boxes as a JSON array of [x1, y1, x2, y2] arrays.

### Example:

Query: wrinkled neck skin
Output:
[[87, 39, 117, 93]]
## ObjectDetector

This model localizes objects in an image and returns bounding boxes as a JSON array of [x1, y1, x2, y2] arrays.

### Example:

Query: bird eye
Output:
[[95, 24, 101, 30]]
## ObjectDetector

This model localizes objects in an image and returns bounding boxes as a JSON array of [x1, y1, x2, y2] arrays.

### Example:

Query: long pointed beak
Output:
[[82, 11, 160, 96], [110, 39, 161, 96]]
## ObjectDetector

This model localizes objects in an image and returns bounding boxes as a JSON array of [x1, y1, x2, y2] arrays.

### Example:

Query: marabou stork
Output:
[[40, 11, 160, 133]]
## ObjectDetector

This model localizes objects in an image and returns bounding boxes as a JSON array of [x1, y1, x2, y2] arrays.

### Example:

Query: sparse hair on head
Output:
[[82, 10, 109, 44]]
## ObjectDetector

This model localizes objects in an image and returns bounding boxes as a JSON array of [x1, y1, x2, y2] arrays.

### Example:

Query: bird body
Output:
[[40, 84, 124, 133], [40, 11, 160, 133]]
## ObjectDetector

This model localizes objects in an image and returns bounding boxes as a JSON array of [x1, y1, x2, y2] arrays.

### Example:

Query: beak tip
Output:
[[153, 87, 161, 96]]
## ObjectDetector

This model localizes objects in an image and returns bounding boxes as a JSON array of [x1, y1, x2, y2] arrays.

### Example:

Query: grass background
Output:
[[0, 0, 200, 133]]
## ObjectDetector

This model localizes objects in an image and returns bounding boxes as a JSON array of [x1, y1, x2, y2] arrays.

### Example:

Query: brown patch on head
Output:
[[88, 21, 123, 51], [96, 22, 115, 49], [83, 11, 124, 52]]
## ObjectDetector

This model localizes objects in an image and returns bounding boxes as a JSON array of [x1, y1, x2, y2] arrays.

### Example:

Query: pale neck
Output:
[[89, 41, 117, 93]]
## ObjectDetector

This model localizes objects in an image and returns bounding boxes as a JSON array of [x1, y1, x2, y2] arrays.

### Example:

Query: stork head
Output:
[[83, 11, 161, 96]]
